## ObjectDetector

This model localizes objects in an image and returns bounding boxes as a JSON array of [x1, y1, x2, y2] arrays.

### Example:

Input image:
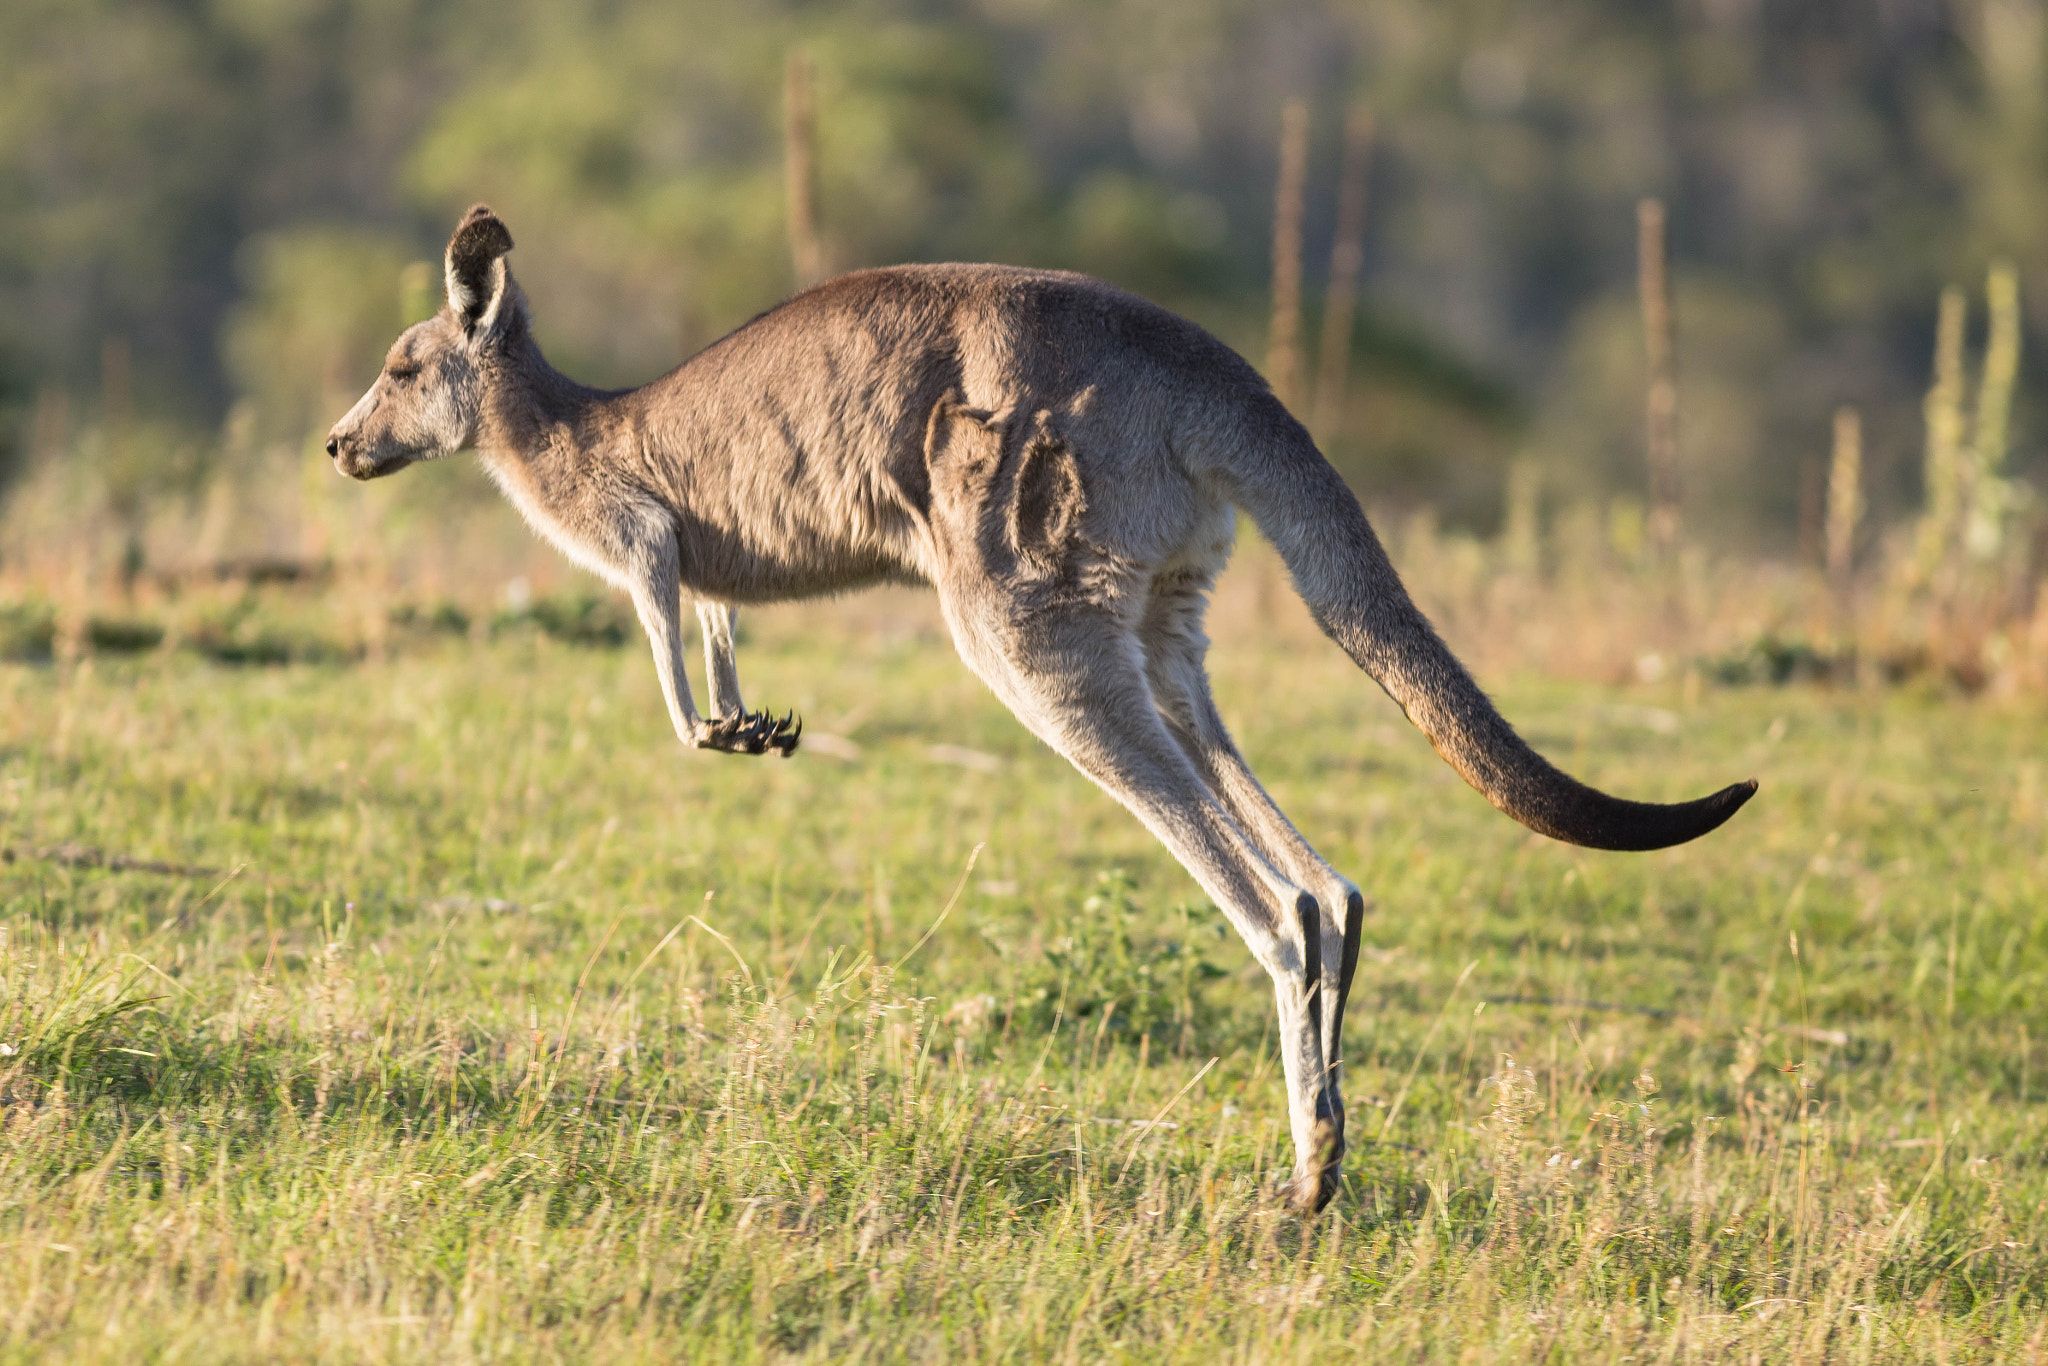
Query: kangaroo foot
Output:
[[698, 710, 802, 757], [1286, 1117, 1346, 1214]]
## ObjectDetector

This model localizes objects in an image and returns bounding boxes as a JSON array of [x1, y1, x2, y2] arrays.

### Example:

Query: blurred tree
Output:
[[402, 5, 1051, 383], [223, 227, 424, 444], [0, 0, 245, 417], [0, 0, 2037, 549]]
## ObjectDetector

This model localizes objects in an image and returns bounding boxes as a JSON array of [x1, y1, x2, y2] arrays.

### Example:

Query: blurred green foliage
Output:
[[1007, 869, 1233, 1044], [490, 590, 638, 648], [224, 228, 426, 443], [1, 0, 2043, 543]]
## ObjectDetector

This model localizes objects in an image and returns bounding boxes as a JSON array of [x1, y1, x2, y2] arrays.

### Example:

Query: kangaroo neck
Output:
[[470, 326, 625, 477]]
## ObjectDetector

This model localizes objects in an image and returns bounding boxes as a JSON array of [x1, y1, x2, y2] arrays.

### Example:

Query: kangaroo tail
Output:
[[1220, 417, 1755, 852]]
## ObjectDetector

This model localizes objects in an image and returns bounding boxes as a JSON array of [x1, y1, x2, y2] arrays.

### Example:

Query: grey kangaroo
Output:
[[328, 205, 1756, 1212]]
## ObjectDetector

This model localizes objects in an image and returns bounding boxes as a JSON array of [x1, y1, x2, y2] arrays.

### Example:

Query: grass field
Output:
[[1, 576, 2045, 1362]]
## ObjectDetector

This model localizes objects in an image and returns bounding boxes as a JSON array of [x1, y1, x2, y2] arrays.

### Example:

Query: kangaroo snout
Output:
[[325, 429, 367, 479], [325, 428, 398, 481]]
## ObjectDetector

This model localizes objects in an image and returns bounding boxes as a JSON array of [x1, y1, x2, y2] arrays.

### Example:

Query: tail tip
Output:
[[1614, 775, 1758, 851], [1694, 776, 1759, 836]]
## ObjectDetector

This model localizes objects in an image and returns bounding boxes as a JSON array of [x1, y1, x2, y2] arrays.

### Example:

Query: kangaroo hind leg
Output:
[[1139, 566, 1365, 1180], [921, 393, 1345, 1209], [936, 583, 1339, 1211]]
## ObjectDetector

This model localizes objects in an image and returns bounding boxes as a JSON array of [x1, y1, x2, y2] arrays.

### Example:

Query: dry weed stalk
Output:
[[1826, 406, 1863, 612], [784, 51, 826, 291], [1625, 1070, 1662, 1238], [437, 1013, 463, 1115], [1501, 460, 1542, 578], [1914, 286, 1970, 589], [1266, 100, 1309, 413], [1965, 261, 2023, 563], [308, 934, 353, 1120], [1893, 265, 2036, 683], [1637, 199, 1682, 555], [1684, 1114, 1720, 1251], [855, 960, 897, 1140], [1311, 105, 1373, 444], [1483, 1055, 1540, 1253]]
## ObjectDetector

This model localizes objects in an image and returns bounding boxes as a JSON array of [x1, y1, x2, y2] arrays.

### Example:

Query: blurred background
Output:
[[0, 0, 2043, 688]]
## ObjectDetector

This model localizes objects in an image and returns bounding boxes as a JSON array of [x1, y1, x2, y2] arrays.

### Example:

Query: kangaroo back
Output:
[[1211, 398, 1754, 852]]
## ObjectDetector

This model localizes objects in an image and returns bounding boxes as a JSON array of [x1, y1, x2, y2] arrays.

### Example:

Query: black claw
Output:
[[1297, 893, 1323, 1038], [1328, 891, 1364, 1065], [1338, 891, 1365, 999], [699, 707, 804, 757]]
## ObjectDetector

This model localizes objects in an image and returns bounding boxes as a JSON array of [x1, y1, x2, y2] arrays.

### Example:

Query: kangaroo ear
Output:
[[444, 205, 515, 336]]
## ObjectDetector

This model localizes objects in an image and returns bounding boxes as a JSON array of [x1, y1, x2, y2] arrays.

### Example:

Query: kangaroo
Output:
[[328, 205, 1756, 1212]]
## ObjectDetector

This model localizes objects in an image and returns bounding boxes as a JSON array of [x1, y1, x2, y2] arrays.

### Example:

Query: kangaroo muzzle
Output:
[[325, 429, 409, 481]]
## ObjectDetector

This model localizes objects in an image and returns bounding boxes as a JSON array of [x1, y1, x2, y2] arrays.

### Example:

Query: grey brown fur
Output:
[[330, 206, 1756, 1212]]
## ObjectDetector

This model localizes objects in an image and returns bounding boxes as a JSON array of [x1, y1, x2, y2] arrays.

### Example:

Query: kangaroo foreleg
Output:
[[693, 602, 801, 757], [696, 601, 747, 719], [629, 538, 709, 750]]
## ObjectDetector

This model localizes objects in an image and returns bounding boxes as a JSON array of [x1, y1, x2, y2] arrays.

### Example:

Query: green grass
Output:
[[1, 594, 2044, 1362]]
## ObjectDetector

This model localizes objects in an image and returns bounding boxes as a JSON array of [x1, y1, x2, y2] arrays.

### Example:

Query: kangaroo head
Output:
[[326, 205, 522, 480]]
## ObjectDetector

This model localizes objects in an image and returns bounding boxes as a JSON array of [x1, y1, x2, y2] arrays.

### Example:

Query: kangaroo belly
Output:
[[672, 517, 925, 602], [664, 476, 930, 603], [645, 422, 933, 601]]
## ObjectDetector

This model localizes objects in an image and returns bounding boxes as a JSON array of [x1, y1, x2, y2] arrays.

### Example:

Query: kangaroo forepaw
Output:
[[698, 709, 802, 757]]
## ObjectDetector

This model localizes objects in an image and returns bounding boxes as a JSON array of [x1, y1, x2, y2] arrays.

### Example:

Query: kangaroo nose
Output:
[[325, 436, 340, 459]]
